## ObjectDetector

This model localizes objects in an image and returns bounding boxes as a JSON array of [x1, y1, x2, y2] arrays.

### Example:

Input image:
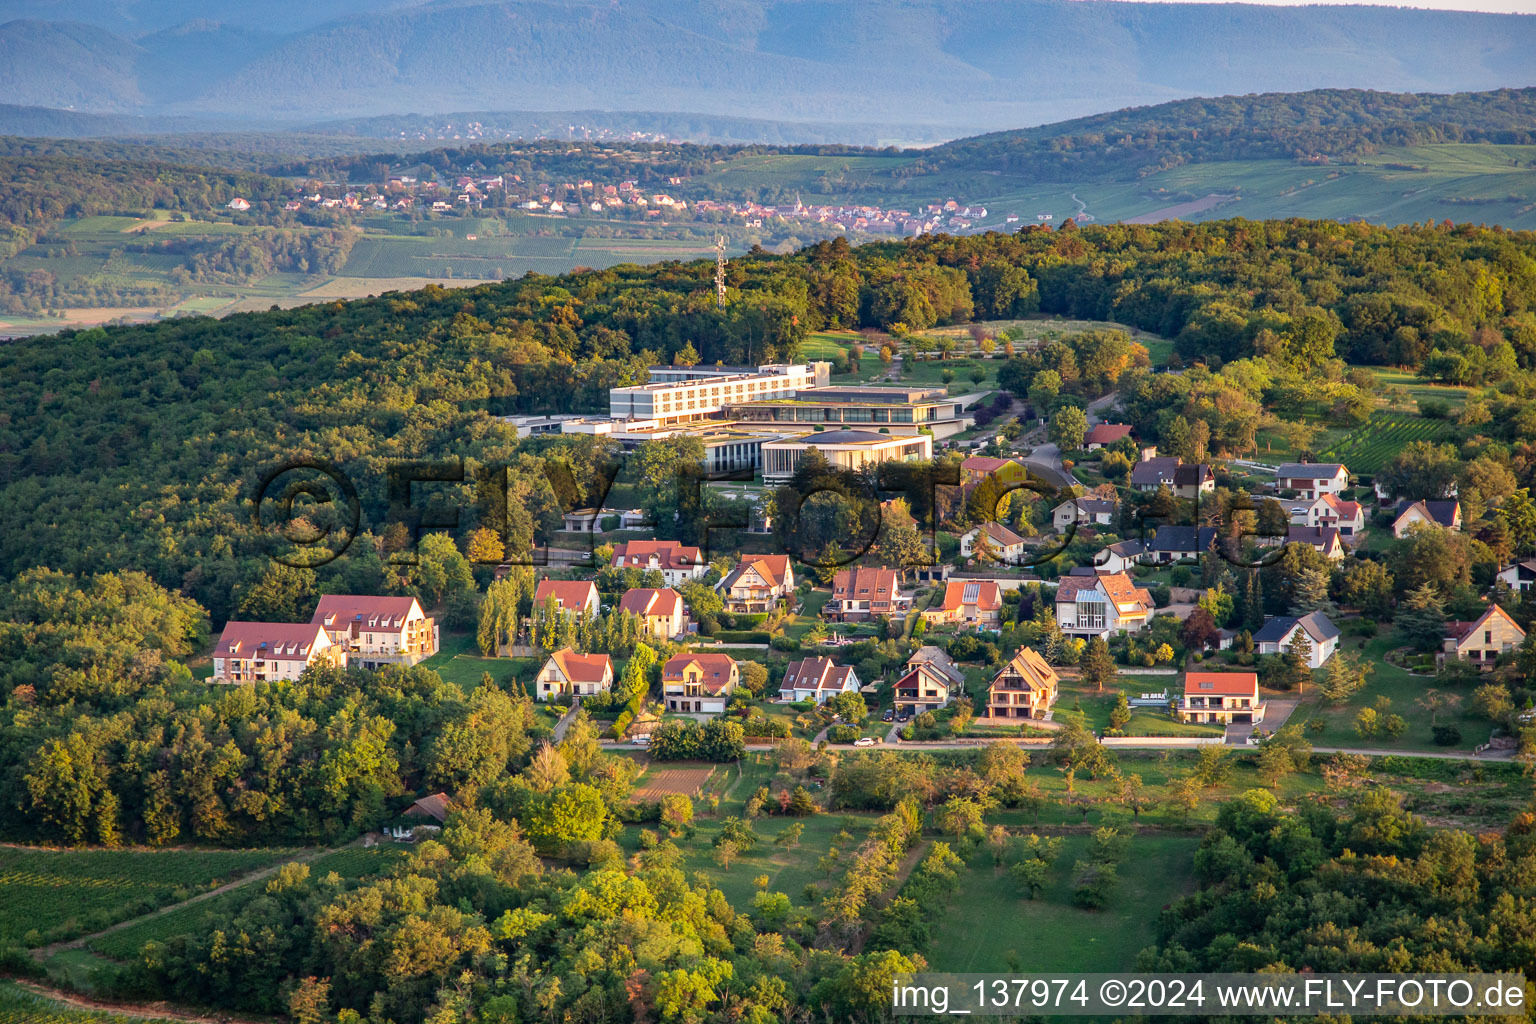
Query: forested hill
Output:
[[3, 220, 1535, 625], [2, 0, 1533, 129], [914, 88, 1536, 182]]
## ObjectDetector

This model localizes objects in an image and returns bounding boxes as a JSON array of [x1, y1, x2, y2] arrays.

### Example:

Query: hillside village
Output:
[[245, 171, 1014, 236], [215, 351, 1534, 765]]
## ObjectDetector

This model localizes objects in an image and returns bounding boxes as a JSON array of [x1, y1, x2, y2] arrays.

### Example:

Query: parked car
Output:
[[632, 734, 651, 747], [881, 708, 895, 722], [853, 737, 876, 747]]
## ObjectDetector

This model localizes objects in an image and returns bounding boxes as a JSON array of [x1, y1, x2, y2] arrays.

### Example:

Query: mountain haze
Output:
[[1, 0, 1533, 133]]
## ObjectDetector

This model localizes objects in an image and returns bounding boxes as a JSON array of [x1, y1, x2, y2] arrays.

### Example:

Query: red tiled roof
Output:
[[962, 456, 1014, 474], [619, 587, 682, 618], [312, 594, 421, 630], [729, 554, 790, 589], [663, 652, 738, 693], [216, 621, 331, 659], [611, 540, 703, 571], [549, 648, 613, 684], [938, 579, 1002, 612], [1184, 671, 1259, 696], [832, 566, 899, 602], [1055, 572, 1151, 610], [534, 579, 598, 611], [1085, 423, 1133, 445]]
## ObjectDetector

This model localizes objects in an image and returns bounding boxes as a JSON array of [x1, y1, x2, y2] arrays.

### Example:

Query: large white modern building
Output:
[[609, 362, 830, 425], [760, 429, 932, 483]]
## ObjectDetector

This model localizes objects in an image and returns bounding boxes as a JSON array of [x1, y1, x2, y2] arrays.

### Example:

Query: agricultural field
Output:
[[87, 845, 404, 961], [0, 982, 181, 1024], [632, 765, 717, 802], [0, 847, 288, 947], [1317, 411, 1458, 475]]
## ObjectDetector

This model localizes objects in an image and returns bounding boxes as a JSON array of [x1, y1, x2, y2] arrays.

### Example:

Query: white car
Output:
[[853, 737, 876, 747]]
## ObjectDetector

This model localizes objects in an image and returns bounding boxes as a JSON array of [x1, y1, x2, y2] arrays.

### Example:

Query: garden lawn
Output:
[[1283, 634, 1488, 753], [419, 632, 543, 695], [926, 835, 1200, 972], [1055, 677, 1223, 738]]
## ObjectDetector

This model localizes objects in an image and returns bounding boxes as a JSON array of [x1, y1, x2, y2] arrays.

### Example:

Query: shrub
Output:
[[827, 725, 860, 743], [1432, 725, 1462, 746], [716, 630, 771, 644]]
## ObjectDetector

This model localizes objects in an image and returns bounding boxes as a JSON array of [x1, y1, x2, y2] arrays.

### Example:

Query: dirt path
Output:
[[8, 979, 274, 1023], [32, 844, 341, 963]]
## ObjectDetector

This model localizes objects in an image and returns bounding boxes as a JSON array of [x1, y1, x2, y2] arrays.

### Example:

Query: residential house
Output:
[[403, 793, 450, 823], [311, 594, 439, 668], [983, 647, 1059, 720], [960, 521, 1028, 561], [212, 622, 343, 684], [1145, 525, 1218, 563], [961, 456, 1025, 488], [1392, 500, 1462, 538], [662, 652, 739, 713], [893, 662, 958, 714], [921, 580, 1004, 628], [1253, 612, 1340, 667], [1084, 423, 1134, 450], [532, 579, 600, 620], [778, 656, 860, 703], [1442, 605, 1525, 668], [1051, 496, 1119, 531], [1130, 457, 1214, 498], [1054, 572, 1154, 639], [827, 566, 910, 621], [1295, 494, 1365, 536], [1496, 559, 1536, 594], [535, 648, 614, 701], [719, 555, 794, 613], [1287, 525, 1346, 561], [897, 647, 964, 712], [1179, 672, 1265, 724], [1275, 462, 1350, 499], [618, 588, 687, 638], [1095, 539, 1145, 573], [609, 540, 706, 586]]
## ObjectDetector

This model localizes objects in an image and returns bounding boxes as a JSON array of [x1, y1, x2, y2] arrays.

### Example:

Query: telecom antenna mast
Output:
[[714, 235, 727, 309]]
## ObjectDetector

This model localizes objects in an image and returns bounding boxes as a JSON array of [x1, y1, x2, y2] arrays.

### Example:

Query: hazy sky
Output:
[[1115, 0, 1536, 10]]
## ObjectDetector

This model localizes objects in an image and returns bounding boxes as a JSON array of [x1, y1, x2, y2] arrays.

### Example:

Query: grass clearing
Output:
[[927, 834, 1199, 972]]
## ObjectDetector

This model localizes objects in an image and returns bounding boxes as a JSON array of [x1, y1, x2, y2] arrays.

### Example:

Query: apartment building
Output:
[[212, 621, 344, 684], [311, 595, 438, 668], [608, 362, 828, 425]]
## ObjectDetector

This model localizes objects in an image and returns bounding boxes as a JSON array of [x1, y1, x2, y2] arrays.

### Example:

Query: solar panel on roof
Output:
[[963, 583, 980, 603]]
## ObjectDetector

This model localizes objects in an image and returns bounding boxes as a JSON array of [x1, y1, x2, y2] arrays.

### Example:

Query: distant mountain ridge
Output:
[[0, 0, 1533, 133]]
